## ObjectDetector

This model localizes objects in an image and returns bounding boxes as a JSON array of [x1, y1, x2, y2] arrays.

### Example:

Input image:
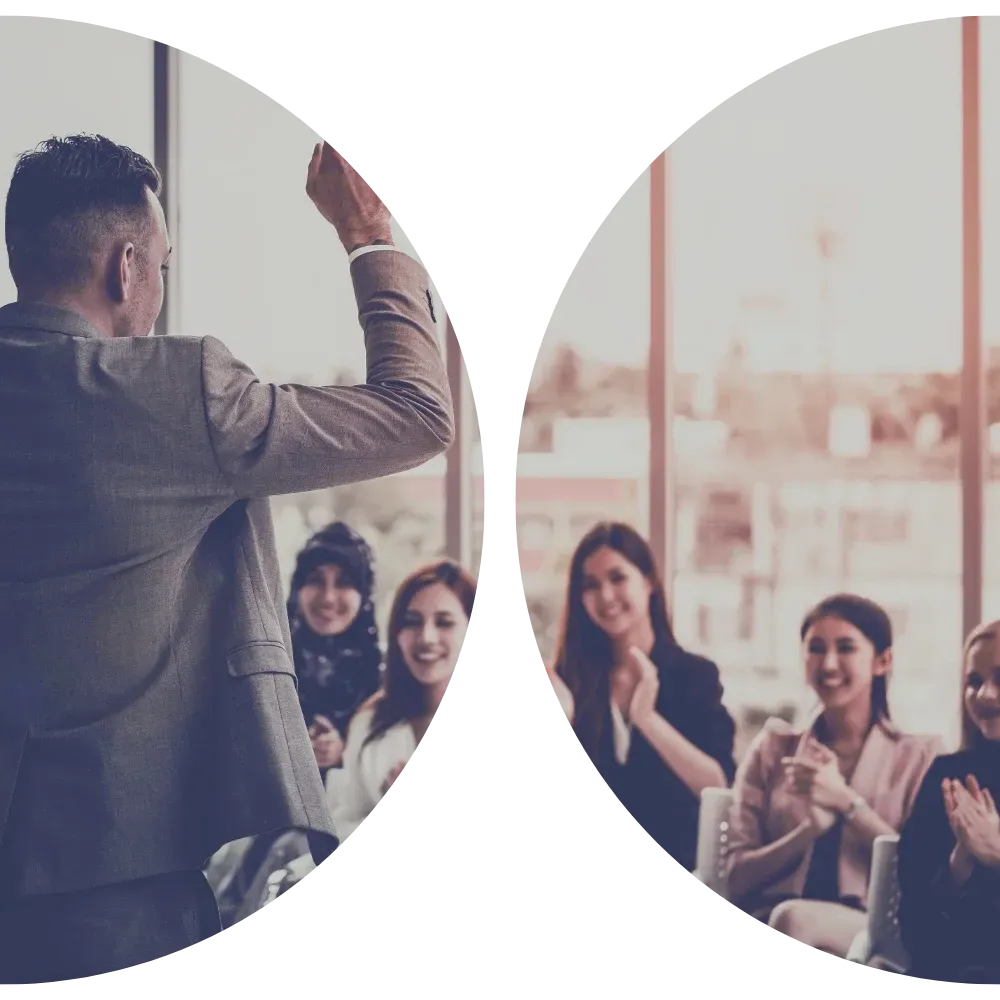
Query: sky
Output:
[[5, 17, 1000, 381]]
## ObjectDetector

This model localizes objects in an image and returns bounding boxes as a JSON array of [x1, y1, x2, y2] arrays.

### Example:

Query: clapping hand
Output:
[[943, 775, 1000, 871], [308, 714, 345, 769], [782, 744, 849, 833], [624, 647, 660, 728]]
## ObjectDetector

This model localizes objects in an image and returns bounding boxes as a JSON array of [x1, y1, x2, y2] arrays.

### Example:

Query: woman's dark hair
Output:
[[960, 621, 999, 751], [365, 560, 476, 747], [553, 522, 676, 761], [799, 593, 893, 725], [5, 134, 161, 292]]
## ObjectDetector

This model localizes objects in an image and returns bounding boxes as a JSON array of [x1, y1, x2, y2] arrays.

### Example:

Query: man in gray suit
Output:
[[0, 134, 453, 982]]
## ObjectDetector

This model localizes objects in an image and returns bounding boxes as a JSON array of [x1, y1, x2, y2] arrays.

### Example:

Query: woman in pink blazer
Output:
[[726, 593, 943, 957]]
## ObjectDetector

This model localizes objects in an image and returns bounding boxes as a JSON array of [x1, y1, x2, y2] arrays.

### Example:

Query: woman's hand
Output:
[[945, 775, 1000, 870], [625, 646, 660, 729], [782, 747, 851, 832], [943, 778, 974, 884], [308, 714, 345, 769]]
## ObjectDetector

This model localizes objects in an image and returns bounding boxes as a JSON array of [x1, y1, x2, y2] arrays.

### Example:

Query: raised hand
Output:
[[308, 713, 345, 769], [305, 142, 393, 254], [625, 646, 660, 728]]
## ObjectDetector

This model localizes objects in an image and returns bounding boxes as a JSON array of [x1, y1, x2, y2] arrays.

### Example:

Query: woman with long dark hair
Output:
[[287, 522, 383, 774], [330, 560, 475, 840], [546, 521, 735, 871], [897, 620, 1000, 983], [727, 594, 941, 958]]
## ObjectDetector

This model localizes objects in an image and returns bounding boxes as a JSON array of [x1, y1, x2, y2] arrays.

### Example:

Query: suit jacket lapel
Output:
[[846, 719, 892, 803]]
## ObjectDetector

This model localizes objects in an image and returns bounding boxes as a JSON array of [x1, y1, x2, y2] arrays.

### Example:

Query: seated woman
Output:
[[898, 619, 1000, 984], [209, 522, 382, 924], [727, 594, 942, 958], [330, 560, 476, 841], [546, 521, 736, 872], [288, 522, 383, 775]]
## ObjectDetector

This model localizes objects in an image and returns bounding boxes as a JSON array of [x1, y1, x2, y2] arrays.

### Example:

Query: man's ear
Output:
[[107, 242, 135, 303]]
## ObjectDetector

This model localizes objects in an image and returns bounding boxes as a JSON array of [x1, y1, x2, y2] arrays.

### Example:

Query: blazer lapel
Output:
[[846, 720, 893, 803], [838, 720, 896, 903]]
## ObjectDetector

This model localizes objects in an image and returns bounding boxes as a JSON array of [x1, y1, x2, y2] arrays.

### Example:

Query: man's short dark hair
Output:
[[5, 134, 162, 293]]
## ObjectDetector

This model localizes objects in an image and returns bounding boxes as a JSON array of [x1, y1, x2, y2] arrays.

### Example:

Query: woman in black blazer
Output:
[[897, 619, 1000, 983], [547, 522, 736, 870]]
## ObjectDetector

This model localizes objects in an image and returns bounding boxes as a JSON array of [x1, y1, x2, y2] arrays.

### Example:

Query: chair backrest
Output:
[[258, 852, 317, 911], [694, 787, 734, 898], [865, 833, 909, 972]]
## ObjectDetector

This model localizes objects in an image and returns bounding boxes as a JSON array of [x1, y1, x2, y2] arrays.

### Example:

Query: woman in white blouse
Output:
[[329, 560, 476, 841], [544, 521, 735, 872]]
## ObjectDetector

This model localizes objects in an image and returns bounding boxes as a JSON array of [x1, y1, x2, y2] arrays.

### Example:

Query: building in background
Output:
[[518, 352, 1000, 758]]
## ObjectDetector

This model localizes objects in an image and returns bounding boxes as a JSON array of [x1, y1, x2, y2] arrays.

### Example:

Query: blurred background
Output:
[[0, 17, 484, 629], [518, 17, 1000, 759]]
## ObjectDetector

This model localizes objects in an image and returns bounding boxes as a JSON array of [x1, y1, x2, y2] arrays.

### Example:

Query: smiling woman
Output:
[[287, 523, 382, 774], [328, 560, 476, 841], [726, 594, 943, 956], [897, 621, 1000, 983], [547, 521, 736, 871]]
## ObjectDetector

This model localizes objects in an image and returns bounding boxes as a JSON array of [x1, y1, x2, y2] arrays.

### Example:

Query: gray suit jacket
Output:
[[0, 250, 453, 895]]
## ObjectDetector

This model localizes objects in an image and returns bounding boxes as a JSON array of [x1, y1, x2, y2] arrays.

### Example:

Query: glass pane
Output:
[[0, 19, 153, 305], [978, 16, 1000, 631], [518, 173, 651, 662], [671, 19, 963, 756], [470, 365, 484, 578], [177, 52, 461, 626]]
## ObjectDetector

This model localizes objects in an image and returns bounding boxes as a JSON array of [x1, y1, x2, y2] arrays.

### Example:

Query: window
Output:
[[517, 170, 651, 662], [844, 510, 909, 546], [175, 52, 474, 623], [669, 19, 962, 750], [0, 22, 153, 305], [517, 514, 555, 551]]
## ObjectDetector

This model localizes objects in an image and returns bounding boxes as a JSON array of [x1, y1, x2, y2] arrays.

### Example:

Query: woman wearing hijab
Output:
[[209, 522, 383, 925], [287, 521, 383, 773]]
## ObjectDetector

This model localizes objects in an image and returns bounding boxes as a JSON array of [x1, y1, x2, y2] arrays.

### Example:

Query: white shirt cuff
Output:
[[348, 244, 407, 264]]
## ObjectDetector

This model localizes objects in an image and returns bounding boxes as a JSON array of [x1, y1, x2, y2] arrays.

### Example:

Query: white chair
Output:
[[258, 851, 317, 910], [846, 834, 909, 973], [693, 789, 908, 971], [693, 787, 734, 899]]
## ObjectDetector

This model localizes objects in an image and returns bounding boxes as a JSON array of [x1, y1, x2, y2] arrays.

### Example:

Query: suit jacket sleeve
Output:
[[199, 251, 455, 498], [671, 655, 737, 784], [726, 723, 777, 869]]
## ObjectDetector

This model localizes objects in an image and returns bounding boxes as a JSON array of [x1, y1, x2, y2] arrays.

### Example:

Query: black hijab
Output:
[[287, 522, 382, 738]]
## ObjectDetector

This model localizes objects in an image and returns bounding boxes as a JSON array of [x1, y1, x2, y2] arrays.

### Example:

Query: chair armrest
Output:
[[846, 929, 871, 964]]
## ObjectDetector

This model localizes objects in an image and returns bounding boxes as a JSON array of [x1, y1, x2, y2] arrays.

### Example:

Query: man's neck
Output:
[[18, 289, 115, 338]]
